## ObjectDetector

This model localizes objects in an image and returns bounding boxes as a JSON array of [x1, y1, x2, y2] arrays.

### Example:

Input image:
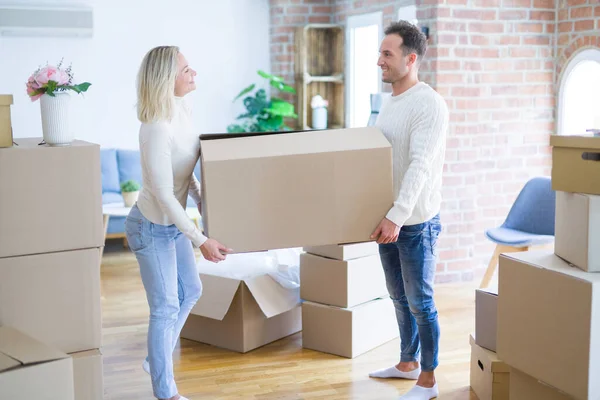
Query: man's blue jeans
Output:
[[378, 214, 442, 372], [125, 204, 203, 399]]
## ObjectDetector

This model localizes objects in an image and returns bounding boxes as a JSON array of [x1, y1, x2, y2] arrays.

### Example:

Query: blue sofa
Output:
[[101, 148, 201, 237]]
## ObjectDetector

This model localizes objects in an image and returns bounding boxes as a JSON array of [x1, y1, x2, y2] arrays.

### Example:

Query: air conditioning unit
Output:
[[0, 4, 93, 37]]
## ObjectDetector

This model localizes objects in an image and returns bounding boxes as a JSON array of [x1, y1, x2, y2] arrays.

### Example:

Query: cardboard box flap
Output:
[[0, 95, 13, 106], [0, 326, 67, 366], [192, 274, 241, 320], [502, 250, 600, 284], [0, 353, 20, 373], [200, 127, 391, 162], [244, 275, 300, 318], [550, 134, 600, 150]]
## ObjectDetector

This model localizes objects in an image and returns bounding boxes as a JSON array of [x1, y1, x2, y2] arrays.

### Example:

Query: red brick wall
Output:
[[269, 0, 557, 283], [428, 1, 556, 282], [556, 1, 600, 82]]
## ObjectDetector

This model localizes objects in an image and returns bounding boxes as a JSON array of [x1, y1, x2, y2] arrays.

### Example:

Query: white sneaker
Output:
[[142, 359, 150, 375]]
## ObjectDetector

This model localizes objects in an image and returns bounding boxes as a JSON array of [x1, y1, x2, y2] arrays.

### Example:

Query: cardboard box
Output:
[[303, 241, 379, 260], [550, 134, 600, 195], [0, 326, 75, 400], [199, 127, 393, 253], [181, 273, 302, 353], [299, 252, 388, 308], [475, 287, 498, 352], [0, 94, 13, 148], [0, 138, 104, 258], [0, 248, 102, 353], [302, 297, 398, 358], [509, 368, 571, 400], [497, 250, 600, 400], [469, 334, 509, 400], [555, 191, 600, 272], [71, 349, 103, 400]]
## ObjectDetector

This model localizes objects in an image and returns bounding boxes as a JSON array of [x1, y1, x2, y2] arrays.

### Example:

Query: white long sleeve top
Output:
[[375, 82, 449, 228], [136, 96, 207, 247]]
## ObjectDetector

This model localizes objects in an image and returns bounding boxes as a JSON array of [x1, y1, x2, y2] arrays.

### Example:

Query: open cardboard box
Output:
[[0, 326, 74, 400], [198, 127, 393, 253], [181, 271, 301, 353]]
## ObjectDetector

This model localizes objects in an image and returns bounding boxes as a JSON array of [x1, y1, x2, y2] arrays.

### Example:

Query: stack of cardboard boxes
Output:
[[0, 132, 104, 399], [300, 242, 399, 358], [471, 134, 600, 399], [195, 127, 399, 357]]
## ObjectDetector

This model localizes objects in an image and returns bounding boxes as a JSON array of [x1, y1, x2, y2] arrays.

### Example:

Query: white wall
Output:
[[0, 0, 270, 149]]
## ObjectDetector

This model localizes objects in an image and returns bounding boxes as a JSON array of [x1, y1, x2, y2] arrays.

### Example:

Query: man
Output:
[[368, 21, 449, 400]]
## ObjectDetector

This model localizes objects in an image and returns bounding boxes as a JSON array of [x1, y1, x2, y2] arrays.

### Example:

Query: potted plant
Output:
[[120, 180, 141, 207], [227, 70, 297, 133], [26, 58, 91, 146]]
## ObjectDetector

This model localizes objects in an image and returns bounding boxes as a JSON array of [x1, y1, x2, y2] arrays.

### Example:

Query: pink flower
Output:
[[35, 66, 65, 85]]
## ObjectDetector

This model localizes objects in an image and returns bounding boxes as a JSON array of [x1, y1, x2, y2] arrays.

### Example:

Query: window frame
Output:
[[345, 11, 383, 128], [557, 47, 600, 135]]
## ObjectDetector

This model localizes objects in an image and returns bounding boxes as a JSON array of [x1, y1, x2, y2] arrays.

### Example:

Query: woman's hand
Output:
[[200, 238, 232, 262]]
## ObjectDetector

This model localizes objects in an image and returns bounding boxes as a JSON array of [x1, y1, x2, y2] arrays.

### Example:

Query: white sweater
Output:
[[375, 82, 449, 228], [136, 96, 207, 247]]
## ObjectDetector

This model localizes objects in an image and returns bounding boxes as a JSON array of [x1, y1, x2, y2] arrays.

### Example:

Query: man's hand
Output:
[[371, 218, 400, 244], [200, 238, 232, 263]]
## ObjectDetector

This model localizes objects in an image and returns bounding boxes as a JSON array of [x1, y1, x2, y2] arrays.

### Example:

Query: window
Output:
[[397, 5, 418, 26], [346, 12, 382, 128], [558, 48, 600, 135]]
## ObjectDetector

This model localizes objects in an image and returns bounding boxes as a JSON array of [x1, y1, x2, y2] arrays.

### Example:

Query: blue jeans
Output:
[[125, 204, 203, 399], [378, 214, 441, 372]]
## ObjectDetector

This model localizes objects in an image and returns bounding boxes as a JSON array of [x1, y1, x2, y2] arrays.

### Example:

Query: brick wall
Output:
[[269, 0, 558, 283], [556, 1, 600, 82], [429, 1, 556, 282]]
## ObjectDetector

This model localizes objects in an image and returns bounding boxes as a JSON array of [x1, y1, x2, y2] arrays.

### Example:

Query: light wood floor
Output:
[[100, 241, 479, 400]]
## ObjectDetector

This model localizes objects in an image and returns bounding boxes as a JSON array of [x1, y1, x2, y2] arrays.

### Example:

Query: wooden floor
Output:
[[100, 241, 479, 400]]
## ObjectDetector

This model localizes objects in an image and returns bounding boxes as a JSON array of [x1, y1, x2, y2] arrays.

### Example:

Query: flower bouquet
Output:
[[26, 59, 91, 146]]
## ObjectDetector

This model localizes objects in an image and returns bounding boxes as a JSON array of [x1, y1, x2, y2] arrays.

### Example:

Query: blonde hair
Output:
[[136, 45, 179, 123]]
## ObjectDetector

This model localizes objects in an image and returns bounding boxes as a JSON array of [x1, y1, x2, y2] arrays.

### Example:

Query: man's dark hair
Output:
[[384, 21, 427, 59]]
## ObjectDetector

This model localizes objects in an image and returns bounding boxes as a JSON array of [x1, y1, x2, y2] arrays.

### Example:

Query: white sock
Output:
[[369, 365, 421, 379], [142, 359, 150, 375], [398, 383, 439, 400]]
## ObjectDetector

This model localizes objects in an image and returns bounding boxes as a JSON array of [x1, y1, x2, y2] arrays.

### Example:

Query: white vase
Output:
[[312, 107, 328, 130], [122, 191, 139, 207], [40, 91, 73, 146]]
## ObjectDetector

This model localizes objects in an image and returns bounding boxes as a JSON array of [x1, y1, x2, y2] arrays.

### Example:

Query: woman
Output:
[[125, 45, 231, 400]]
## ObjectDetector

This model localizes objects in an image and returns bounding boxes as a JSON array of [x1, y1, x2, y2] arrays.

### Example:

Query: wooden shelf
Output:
[[295, 24, 345, 130], [303, 73, 344, 83]]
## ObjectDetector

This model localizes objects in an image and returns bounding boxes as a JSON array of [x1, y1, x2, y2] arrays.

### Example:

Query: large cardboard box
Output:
[[299, 252, 388, 308], [469, 335, 509, 400], [181, 273, 301, 353], [302, 297, 398, 358], [550, 134, 600, 195], [71, 349, 103, 400], [0, 138, 104, 258], [475, 288, 498, 352], [0, 326, 75, 400], [303, 241, 379, 261], [199, 127, 393, 252], [509, 368, 571, 400], [0, 248, 102, 353], [0, 94, 13, 148], [555, 190, 600, 272], [497, 250, 600, 400]]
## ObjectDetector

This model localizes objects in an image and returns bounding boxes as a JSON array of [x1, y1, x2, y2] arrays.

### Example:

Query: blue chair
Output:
[[480, 177, 556, 288]]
